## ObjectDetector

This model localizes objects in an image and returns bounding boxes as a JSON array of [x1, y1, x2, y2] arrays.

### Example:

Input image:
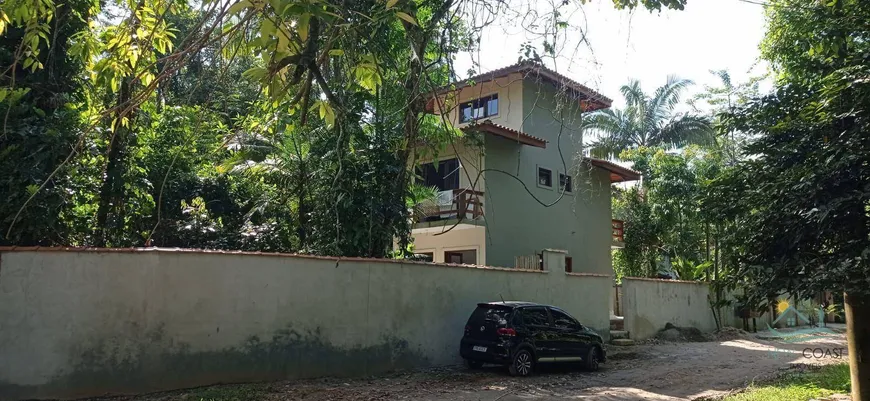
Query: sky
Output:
[[453, 0, 770, 110]]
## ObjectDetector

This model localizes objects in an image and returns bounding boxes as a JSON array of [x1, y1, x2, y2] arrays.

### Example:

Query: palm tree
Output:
[[585, 77, 713, 160]]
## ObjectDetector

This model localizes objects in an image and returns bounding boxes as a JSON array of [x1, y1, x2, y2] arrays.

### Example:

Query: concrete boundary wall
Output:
[[622, 278, 717, 340], [0, 247, 611, 400]]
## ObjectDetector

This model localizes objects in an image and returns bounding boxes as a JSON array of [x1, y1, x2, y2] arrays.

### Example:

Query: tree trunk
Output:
[[705, 222, 711, 281], [95, 78, 133, 247], [845, 292, 870, 401]]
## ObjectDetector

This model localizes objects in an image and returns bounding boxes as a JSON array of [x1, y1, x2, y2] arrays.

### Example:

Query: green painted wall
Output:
[[483, 81, 613, 275]]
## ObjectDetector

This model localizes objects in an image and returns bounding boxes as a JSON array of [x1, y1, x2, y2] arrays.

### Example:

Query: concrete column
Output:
[[541, 249, 566, 273]]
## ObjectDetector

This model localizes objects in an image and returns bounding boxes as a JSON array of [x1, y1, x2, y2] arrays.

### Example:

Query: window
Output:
[[459, 94, 499, 123], [445, 249, 477, 264], [537, 167, 553, 188], [520, 307, 551, 327], [565, 256, 573, 273], [469, 305, 512, 326], [550, 308, 580, 329], [559, 173, 573, 193], [416, 158, 460, 191]]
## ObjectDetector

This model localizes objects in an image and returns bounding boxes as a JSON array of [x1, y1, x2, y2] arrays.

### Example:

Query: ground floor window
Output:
[[444, 249, 477, 264]]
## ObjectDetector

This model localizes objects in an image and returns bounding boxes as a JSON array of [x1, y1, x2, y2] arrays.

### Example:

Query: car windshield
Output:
[[469, 305, 512, 326]]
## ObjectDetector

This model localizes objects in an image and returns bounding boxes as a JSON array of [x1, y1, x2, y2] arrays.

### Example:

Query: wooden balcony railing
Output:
[[419, 189, 484, 221], [612, 219, 625, 243]]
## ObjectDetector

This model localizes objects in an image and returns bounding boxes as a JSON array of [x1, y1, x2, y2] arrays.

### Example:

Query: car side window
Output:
[[550, 308, 580, 329], [520, 307, 550, 327]]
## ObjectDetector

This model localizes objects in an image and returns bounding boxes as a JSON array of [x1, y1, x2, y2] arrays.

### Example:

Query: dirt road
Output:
[[120, 331, 847, 401]]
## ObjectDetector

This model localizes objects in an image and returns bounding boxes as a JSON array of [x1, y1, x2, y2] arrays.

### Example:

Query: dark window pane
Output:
[[445, 249, 476, 264], [469, 306, 512, 326], [538, 168, 552, 187], [550, 308, 578, 329], [417, 158, 460, 191], [559, 173, 572, 192], [441, 159, 459, 190], [521, 307, 551, 326]]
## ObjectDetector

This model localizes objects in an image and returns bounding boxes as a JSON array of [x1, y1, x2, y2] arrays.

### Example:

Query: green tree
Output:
[[586, 77, 713, 160], [613, 146, 721, 281], [708, 0, 870, 398], [2, 0, 695, 255], [692, 70, 764, 165], [0, 0, 91, 245]]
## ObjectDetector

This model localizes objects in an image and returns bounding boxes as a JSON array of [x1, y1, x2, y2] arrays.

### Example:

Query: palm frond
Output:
[[583, 110, 624, 137], [656, 114, 714, 149], [584, 109, 637, 159], [589, 136, 624, 160], [620, 79, 646, 109], [649, 76, 693, 118]]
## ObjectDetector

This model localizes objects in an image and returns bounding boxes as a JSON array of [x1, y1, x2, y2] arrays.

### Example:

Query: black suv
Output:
[[459, 301, 606, 376]]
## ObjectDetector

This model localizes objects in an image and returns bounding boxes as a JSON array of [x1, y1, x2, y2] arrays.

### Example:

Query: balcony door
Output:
[[417, 158, 460, 191]]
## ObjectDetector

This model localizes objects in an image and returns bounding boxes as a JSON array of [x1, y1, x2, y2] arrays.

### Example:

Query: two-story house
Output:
[[411, 61, 639, 275]]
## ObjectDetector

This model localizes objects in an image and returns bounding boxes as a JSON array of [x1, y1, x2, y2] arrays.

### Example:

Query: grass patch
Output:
[[720, 364, 850, 401], [179, 383, 269, 401]]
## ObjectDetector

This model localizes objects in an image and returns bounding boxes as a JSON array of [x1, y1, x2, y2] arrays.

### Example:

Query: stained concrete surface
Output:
[[0, 249, 611, 400], [94, 331, 847, 401]]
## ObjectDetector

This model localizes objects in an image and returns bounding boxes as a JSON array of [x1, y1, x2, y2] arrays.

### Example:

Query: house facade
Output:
[[411, 62, 639, 275]]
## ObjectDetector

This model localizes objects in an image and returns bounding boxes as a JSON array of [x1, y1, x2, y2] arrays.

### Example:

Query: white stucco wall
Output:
[[411, 226, 486, 265], [622, 278, 718, 340], [0, 248, 610, 400], [433, 72, 525, 132]]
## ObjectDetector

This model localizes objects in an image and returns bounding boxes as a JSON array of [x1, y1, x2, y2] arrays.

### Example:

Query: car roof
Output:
[[477, 301, 553, 308]]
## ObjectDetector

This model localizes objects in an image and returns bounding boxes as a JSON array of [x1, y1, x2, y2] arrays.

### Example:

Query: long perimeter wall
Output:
[[0, 248, 611, 400]]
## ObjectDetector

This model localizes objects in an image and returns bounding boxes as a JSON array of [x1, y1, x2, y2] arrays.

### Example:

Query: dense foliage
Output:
[[1, 0, 685, 256], [607, 71, 753, 282], [704, 1, 870, 398], [708, 0, 870, 303]]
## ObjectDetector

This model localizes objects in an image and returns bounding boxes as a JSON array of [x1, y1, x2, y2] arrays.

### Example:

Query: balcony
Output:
[[612, 219, 625, 249], [414, 189, 484, 229]]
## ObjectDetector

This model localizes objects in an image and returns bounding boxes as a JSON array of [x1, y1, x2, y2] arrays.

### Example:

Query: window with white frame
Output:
[[459, 94, 498, 123]]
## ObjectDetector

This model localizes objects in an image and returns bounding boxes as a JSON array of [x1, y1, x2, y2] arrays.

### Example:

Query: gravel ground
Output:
[[99, 330, 848, 401]]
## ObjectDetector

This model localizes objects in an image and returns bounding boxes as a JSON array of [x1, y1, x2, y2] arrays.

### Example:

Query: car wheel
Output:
[[465, 359, 484, 369], [584, 346, 600, 371], [509, 349, 534, 376]]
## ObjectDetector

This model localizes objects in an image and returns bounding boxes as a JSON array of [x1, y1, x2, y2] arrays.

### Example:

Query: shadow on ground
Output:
[[88, 332, 848, 401]]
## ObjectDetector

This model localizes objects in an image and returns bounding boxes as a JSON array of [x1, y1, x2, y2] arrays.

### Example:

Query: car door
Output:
[[517, 306, 558, 360], [548, 307, 588, 359]]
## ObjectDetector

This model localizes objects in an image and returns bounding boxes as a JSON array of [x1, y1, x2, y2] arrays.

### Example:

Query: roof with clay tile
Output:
[[428, 61, 612, 112], [461, 120, 547, 148]]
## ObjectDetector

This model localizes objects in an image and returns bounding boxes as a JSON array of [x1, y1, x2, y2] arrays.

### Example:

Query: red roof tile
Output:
[[462, 120, 547, 148], [428, 61, 612, 112], [585, 157, 641, 183]]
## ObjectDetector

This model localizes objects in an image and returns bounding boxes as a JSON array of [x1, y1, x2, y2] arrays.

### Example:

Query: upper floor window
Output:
[[459, 94, 498, 123], [559, 173, 573, 193], [416, 158, 460, 191]]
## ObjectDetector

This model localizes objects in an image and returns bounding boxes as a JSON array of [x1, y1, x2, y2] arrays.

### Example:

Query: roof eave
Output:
[[585, 158, 641, 183], [425, 62, 612, 113], [461, 121, 547, 148]]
